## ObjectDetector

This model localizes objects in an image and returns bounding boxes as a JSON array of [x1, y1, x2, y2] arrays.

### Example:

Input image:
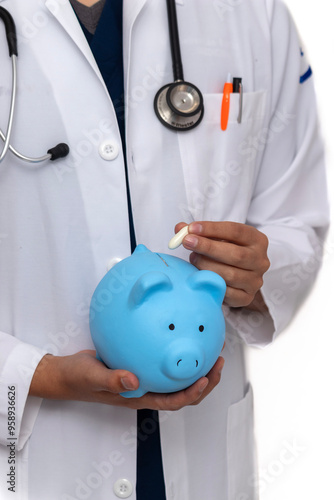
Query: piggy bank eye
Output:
[[199, 325, 204, 332], [169, 324, 175, 331]]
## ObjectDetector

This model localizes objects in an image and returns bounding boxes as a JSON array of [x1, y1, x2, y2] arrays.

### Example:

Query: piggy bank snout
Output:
[[162, 340, 205, 381]]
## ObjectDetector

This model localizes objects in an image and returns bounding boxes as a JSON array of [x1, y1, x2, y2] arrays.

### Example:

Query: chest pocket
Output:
[[177, 91, 267, 222]]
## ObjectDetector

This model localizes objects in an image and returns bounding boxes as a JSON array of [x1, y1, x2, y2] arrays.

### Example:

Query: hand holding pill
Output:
[[172, 221, 270, 310]]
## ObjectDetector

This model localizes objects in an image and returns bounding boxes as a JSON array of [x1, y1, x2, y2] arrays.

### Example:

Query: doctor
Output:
[[0, 0, 329, 499]]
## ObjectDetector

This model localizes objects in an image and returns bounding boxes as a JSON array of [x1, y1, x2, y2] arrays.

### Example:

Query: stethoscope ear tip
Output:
[[47, 143, 70, 161]]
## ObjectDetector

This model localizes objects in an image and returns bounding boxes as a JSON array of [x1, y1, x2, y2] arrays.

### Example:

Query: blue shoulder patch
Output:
[[300, 66, 313, 84], [299, 47, 313, 84]]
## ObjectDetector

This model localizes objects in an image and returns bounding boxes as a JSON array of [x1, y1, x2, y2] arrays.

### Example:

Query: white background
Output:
[[247, 1, 334, 498]]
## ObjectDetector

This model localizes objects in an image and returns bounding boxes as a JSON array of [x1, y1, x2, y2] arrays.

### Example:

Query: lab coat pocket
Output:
[[177, 91, 267, 222], [227, 384, 258, 500]]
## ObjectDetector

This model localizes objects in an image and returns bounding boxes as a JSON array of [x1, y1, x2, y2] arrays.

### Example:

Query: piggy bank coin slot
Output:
[[156, 253, 169, 267]]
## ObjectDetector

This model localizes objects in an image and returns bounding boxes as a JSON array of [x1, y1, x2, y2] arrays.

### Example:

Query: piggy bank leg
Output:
[[120, 387, 147, 398]]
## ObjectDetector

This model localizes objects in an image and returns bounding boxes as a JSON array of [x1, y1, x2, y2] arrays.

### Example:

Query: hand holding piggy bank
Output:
[[89, 244, 226, 398]]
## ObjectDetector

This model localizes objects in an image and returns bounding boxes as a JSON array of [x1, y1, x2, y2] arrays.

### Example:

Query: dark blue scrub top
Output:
[[74, 2, 167, 499]]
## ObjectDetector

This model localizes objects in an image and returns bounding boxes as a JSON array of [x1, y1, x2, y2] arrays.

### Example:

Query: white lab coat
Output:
[[0, 0, 329, 499]]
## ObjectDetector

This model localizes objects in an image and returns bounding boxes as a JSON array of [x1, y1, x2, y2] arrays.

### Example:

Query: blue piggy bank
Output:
[[89, 245, 226, 398]]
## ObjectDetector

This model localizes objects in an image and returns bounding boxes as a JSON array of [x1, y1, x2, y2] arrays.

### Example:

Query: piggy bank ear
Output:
[[129, 272, 173, 307], [187, 271, 226, 305]]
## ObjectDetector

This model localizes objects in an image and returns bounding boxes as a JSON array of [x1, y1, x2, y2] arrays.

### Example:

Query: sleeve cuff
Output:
[[223, 236, 323, 349], [224, 303, 276, 349], [0, 341, 47, 450]]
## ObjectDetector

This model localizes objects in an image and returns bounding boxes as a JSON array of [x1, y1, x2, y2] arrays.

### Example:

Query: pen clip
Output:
[[237, 82, 243, 124]]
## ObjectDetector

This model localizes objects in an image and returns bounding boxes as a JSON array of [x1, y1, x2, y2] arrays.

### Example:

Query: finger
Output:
[[206, 355, 225, 381], [188, 221, 262, 246], [185, 236, 256, 270], [224, 286, 255, 308], [151, 377, 209, 411], [191, 356, 225, 405], [104, 357, 224, 411], [152, 357, 224, 410], [190, 253, 264, 294], [78, 349, 99, 357], [76, 351, 140, 395], [174, 221, 188, 234], [102, 369, 140, 394], [78, 355, 139, 394]]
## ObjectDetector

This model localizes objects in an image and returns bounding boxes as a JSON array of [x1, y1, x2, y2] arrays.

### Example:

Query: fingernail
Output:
[[189, 223, 203, 234], [121, 377, 136, 390], [199, 379, 209, 393], [218, 358, 225, 376], [189, 252, 198, 265], [183, 235, 199, 249]]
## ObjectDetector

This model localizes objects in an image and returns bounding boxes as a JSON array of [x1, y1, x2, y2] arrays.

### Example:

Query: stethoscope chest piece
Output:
[[154, 81, 204, 131], [154, 0, 204, 132]]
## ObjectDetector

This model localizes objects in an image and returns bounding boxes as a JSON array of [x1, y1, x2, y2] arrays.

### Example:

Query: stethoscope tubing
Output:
[[0, 55, 17, 162], [166, 0, 184, 82], [0, 54, 54, 163], [0, 52, 64, 164], [0, 6, 69, 164], [0, 6, 18, 57]]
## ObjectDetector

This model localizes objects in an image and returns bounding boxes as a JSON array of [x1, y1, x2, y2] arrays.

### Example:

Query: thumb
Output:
[[78, 351, 139, 394], [101, 368, 140, 394]]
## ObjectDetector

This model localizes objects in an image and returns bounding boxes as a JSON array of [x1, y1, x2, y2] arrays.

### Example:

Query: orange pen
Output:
[[221, 73, 233, 131]]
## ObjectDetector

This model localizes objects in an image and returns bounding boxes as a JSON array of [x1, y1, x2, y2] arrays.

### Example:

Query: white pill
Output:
[[168, 226, 189, 250]]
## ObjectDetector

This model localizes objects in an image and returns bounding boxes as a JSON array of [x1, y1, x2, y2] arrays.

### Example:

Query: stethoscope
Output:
[[0, 7, 69, 164], [154, 0, 204, 131], [1, 0, 203, 166]]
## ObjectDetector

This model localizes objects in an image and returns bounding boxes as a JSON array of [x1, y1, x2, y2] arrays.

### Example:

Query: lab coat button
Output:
[[113, 478, 133, 498], [99, 140, 119, 160]]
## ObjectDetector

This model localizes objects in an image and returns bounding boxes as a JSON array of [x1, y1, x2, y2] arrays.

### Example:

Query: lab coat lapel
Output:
[[123, 0, 148, 108], [44, 0, 107, 90]]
